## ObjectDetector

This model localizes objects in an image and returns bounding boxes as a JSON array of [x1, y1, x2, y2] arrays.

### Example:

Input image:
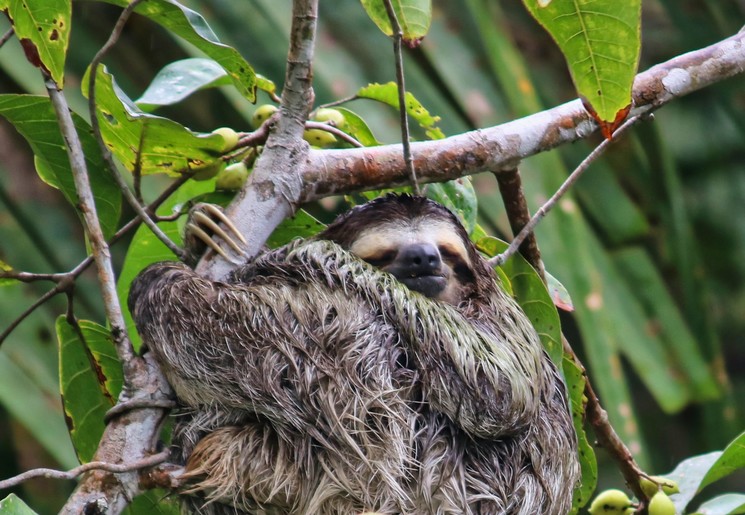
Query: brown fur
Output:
[[128, 195, 580, 514]]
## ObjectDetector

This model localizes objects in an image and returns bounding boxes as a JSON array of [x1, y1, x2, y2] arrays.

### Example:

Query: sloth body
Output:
[[128, 195, 579, 514]]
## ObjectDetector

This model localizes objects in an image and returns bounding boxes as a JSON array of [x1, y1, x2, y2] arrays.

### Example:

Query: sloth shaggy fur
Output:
[[128, 195, 580, 515]]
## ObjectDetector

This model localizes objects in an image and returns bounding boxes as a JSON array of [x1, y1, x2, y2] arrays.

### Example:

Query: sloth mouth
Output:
[[399, 274, 447, 299]]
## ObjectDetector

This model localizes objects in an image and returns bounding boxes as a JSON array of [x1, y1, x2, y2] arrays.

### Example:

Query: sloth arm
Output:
[[129, 240, 546, 439]]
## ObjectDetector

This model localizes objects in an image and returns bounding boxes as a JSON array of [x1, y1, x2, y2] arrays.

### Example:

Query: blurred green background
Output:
[[0, 1, 743, 513]]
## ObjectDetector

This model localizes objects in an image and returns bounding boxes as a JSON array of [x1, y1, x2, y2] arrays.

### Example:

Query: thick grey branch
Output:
[[302, 31, 745, 199], [196, 0, 319, 280]]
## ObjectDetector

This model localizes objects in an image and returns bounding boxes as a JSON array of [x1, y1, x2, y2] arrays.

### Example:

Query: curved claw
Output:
[[186, 204, 248, 264]]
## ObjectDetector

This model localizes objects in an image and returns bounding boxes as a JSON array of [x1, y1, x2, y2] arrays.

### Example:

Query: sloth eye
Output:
[[363, 249, 397, 268], [438, 245, 462, 262]]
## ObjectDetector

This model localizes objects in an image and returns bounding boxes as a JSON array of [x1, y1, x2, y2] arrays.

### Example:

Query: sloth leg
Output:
[[184, 203, 247, 264]]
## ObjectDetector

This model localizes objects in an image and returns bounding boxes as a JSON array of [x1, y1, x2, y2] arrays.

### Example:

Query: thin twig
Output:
[[0, 450, 171, 490], [494, 168, 546, 280], [316, 94, 359, 110], [0, 28, 13, 48], [489, 114, 644, 268], [0, 287, 60, 347], [87, 0, 185, 260], [382, 0, 419, 195], [305, 120, 363, 147], [46, 78, 136, 369]]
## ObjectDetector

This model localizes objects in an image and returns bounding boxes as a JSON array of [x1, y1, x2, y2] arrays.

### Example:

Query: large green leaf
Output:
[[426, 178, 478, 235], [57, 317, 122, 463], [522, 0, 641, 129], [360, 0, 432, 41], [117, 180, 213, 351], [666, 452, 722, 513], [122, 490, 179, 515], [0, 94, 121, 239], [0, 0, 70, 85], [0, 494, 38, 515], [86, 66, 227, 176], [135, 58, 232, 111], [102, 0, 256, 102], [475, 236, 563, 365]]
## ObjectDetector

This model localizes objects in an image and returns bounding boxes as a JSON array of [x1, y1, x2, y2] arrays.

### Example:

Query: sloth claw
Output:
[[185, 203, 247, 264]]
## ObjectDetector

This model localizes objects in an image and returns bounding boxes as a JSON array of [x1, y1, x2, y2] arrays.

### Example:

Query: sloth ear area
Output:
[[183, 203, 248, 266]]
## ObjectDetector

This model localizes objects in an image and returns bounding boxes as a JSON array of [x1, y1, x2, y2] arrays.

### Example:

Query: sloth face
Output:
[[318, 195, 479, 306], [348, 219, 473, 304]]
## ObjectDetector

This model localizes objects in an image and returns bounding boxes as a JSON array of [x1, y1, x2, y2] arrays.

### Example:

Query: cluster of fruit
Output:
[[589, 476, 679, 514], [193, 105, 347, 191]]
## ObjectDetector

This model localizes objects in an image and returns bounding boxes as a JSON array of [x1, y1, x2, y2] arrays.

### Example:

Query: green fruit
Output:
[[215, 162, 249, 191], [212, 127, 240, 153], [313, 107, 346, 128], [589, 489, 633, 514], [191, 161, 223, 181], [303, 128, 337, 147], [640, 476, 680, 498], [251, 104, 278, 128], [648, 491, 675, 515]]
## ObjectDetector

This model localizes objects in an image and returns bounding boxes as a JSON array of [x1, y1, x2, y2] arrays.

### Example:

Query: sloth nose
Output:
[[398, 243, 442, 276]]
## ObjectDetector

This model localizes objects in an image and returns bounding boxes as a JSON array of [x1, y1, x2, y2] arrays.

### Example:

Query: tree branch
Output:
[[302, 31, 745, 198], [196, 0, 319, 280]]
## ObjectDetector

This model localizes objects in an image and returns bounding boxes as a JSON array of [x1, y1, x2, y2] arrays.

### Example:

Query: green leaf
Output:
[[122, 490, 180, 515], [333, 107, 381, 147], [0, 94, 121, 239], [57, 317, 122, 463], [563, 356, 596, 513], [117, 180, 213, 352], [86, 66, 227, 176], [0, 494, 38, 515], [0, 259, 15, 287], [102, 0, 256, 102], [136, 58, 232, 111], [700, 431, 745, 490], [359, 0, 432, 42], [1, 0, 70, 85], [666, 452, 722, 513], [475, 236, 563, 365], [521, 0, 641, 126], [694, 494, 745, 515], [266, 210, 326, 248], [357, 82, 444, 139], [546, 270, 574, 311], [426, 178, 478, 235]]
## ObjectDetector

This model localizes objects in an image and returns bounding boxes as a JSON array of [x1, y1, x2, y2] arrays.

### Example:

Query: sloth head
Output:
[[318, 194, 487, 306]]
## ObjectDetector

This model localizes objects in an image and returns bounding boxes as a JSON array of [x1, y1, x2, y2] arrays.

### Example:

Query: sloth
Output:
[[128, 194, 580, 515]]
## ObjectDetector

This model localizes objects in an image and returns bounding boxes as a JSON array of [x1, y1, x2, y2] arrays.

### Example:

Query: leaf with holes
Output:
[[360, 0, 432, 44], [522, 0, 641, 136], [0, 0, 70, 84], [357, 82, 444, 139], [84, 66, 226, 176], [58, 317, 122, 463]]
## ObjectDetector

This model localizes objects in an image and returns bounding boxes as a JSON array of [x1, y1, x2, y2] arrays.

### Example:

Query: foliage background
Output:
[[0, 0, 743, 513]]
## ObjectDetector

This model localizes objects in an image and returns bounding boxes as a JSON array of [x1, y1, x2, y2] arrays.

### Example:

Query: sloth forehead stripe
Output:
[[349, 219, 470, 262]]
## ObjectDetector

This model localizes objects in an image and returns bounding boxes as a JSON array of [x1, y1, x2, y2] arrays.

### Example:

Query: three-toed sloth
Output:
[[128, 194, 580, 514]]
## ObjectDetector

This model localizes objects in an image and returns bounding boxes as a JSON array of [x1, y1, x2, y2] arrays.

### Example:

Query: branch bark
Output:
[[196, 0, 319, 280]]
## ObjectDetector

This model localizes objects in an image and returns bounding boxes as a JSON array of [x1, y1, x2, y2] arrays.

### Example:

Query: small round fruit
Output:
[[251, 104, 278, 128], [313, 107, 346, 128], [303, 128, 337, 147], [648, 491, 675, 515], [640, 476, 680, 498], [191, 161, 222, 181], [212, 127, 240, 153], [589, 489, 633, 514], [215, 162, 249, 191]]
